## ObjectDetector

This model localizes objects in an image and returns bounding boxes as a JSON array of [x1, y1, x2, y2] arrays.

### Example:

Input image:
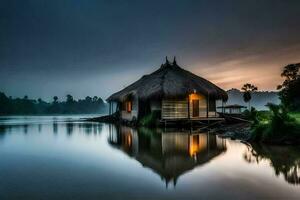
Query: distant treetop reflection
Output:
[[0, 119, 103, 137], [244, 144, 300, 185], [108, 125, 227, 187], [66, 122, 74, 135]]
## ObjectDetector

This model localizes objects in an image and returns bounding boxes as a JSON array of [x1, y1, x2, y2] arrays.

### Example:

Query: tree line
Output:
[[242, 63, 300, 144], [240, 63, 300, 112], [0, 93, 108, 115]]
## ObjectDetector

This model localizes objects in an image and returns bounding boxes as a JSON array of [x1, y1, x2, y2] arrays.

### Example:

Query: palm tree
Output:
[[241, 83, 258, 110], [66, 94, 74, 104], [92, 96, 98, 102], [53, 96, 58, 103]]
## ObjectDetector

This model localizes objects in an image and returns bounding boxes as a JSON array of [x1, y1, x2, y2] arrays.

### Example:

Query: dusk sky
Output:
[[1, 0, 300, 101]]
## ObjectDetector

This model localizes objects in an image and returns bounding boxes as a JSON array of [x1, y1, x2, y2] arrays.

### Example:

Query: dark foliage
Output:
[[250, 103, 299, 144], [248, 63, 300, 144], [139, 110, 161, 127], [0, 92, 108, 115], [277, 63, 300, 111], [243, 107, 259, 125]]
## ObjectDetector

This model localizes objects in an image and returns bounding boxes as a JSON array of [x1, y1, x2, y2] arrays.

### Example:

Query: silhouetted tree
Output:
[[53, 96, 58, 103], [66, 94, 74, 103], [277, 63, 300, 111], [85, 96, 92, 102], [93, 96, 98, 102], [0, 92, 11, 114], [241, 83, 258, 110]]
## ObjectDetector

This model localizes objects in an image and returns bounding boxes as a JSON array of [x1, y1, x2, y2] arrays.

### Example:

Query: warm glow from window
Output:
[[189, 134, 207, 157], [189, 135, 200, 156], [123, 101, 132, 112], [128, 135, 132, 146], [126, 101, 132, 112], [125, 134, 132, 147], [189, 93, 205, 100]]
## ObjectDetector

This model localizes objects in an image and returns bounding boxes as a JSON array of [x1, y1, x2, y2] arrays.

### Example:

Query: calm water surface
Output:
[[0, 116, 299, 199]]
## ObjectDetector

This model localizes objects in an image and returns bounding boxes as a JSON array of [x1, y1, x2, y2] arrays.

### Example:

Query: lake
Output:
[[0, 116, 299, 199]]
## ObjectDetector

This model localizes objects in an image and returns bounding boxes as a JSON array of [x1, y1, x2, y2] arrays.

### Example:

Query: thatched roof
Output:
[[107, 58, 228, 102]]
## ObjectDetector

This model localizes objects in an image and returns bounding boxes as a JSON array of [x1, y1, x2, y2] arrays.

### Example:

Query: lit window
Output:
[[126, 101, 132, 113]]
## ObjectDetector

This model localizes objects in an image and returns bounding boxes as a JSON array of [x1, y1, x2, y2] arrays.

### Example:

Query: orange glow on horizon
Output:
[[190, 45, 300, 91]]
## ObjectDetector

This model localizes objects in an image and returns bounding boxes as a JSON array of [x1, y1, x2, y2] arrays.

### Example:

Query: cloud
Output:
[[190, 44, 300, 90]]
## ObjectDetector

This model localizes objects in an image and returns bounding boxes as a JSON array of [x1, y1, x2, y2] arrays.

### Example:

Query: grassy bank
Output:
[[290, 112, 300, 124], [249, 106, 300, 144], [256, 111, 300, 124]]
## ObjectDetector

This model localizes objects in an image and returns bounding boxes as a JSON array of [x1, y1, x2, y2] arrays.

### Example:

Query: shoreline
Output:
[[87, 114, 253, 141], [87, 114, 300, 146]]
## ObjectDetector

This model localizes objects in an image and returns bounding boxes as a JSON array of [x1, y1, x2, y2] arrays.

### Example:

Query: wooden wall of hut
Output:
[[161, 99, 189, 119], [161, 94, 219, 120]]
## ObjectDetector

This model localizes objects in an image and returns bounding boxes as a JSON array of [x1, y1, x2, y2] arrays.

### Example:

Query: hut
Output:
[[107, 57, 228, 122], [217, 104, 247, 114]]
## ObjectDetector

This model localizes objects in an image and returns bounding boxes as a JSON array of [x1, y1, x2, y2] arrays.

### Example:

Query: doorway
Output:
[[192, 99, 199, 117]]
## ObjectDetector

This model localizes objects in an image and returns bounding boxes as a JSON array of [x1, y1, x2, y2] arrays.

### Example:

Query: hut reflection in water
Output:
[[108, 125, 227, 187]]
